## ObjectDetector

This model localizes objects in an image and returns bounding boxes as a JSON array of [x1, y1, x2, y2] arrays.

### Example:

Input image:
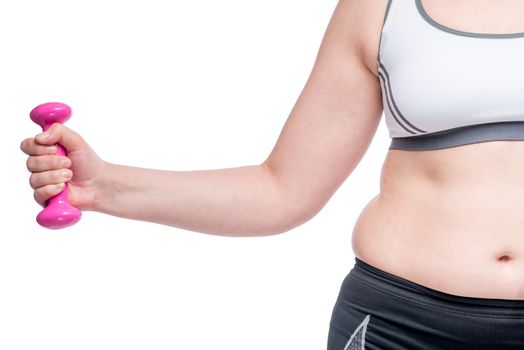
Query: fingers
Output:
[[26, 155, 71, 172], [30, 167, 72, 207], [20, 137, 58, 156], [21, 123, 86, 155], [32, 123, 86, 152], [29, 168, 72, 190], [33, 183, 65, 207]]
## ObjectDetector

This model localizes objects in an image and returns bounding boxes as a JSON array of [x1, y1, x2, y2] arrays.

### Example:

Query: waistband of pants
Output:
[[353, 257, 524, 310]]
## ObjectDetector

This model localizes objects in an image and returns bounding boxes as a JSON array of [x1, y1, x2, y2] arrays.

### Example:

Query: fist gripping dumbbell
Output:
[[30, 102, 82, 229]]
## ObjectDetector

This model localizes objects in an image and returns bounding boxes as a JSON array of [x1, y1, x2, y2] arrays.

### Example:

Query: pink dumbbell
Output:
[[30, 102, 82, 229]]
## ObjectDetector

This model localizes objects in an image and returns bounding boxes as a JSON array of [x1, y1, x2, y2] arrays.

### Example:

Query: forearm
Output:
[[92, 162, 296, 236]]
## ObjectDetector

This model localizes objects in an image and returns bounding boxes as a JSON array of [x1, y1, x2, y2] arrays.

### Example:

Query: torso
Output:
[[353, 0, 524, 299]]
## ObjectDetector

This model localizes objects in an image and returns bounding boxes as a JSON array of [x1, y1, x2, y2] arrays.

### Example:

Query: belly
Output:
[[351, 187, 524, 300]]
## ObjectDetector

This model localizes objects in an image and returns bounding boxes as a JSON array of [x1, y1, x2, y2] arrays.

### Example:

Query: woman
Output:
[[20, 0, 524, 348]]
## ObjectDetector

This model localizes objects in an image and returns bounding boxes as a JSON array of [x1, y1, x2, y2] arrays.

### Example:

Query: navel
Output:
[[497, 254, 512, 262]]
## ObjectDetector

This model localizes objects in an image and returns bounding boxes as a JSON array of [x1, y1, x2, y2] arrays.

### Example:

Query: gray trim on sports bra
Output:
[[389, 121, 524, 151], [377, 0, 393, 64], [415, 0, 524, 38], [378, 62, 426, 135]]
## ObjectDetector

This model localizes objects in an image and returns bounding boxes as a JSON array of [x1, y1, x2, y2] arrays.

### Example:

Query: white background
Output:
[[2, 0, 390, 348]]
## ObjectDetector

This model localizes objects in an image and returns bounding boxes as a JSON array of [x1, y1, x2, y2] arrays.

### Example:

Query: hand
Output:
[[20, 123, 106, 211]]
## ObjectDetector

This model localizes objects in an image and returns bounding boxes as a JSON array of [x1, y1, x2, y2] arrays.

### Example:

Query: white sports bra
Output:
[[378, 0, 524, 151]]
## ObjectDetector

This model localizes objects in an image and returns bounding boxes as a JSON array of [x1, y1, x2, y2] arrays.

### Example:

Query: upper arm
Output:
[[261, 0, 385, 224]]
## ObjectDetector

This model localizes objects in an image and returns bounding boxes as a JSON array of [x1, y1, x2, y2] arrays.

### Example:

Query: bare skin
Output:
[[20, 0, 524, 300]]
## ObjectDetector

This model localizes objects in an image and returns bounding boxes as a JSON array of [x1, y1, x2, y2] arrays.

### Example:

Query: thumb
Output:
[[35, 123, 87, 153]]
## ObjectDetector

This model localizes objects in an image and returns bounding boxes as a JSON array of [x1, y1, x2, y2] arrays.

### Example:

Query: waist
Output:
[[378, 179, 524, 233], [351, 192, 524, 299], [355, 186, 524, 256]]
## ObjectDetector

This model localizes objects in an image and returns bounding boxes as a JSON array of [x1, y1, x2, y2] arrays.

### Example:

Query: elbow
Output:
[[268, 197, 322, 236], [244, 203, 314, 237], [277, 211, 317, 235], [259, 163, 322, 236]]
